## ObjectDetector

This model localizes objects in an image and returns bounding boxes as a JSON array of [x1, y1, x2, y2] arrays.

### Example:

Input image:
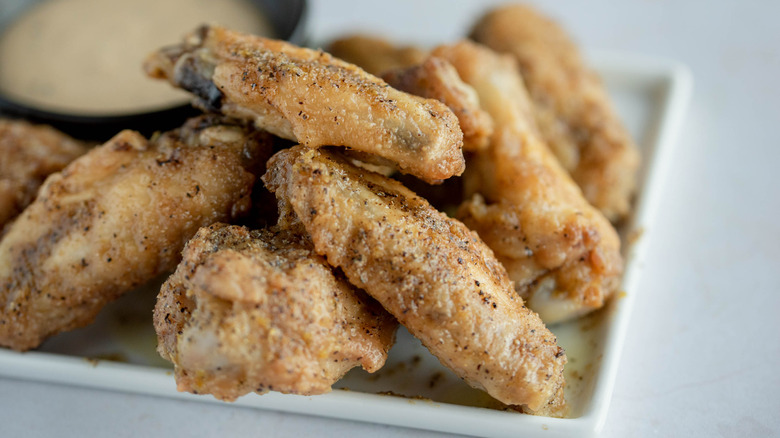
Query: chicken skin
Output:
[[431, 41, 623, 324], [383, 56, 493, 152], [155, 222, 397, 400], [0, 116, 271, 351], [263, 145, 566, 414], [327, 34, 428, 76], [145, 25, 465, 183], [0, 119, 88, 231], [471, 4, 640, 221]]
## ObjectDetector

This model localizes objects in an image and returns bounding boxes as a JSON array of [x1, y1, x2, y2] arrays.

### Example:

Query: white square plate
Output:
[[0, 51, 691, 438]]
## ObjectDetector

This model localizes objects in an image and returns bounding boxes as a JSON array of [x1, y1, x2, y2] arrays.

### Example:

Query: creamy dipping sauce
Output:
[[0, 0, 272, 114]]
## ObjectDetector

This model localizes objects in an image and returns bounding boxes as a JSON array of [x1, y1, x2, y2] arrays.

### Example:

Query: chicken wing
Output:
[[471, 4, 640, 221], [263, 145, 566, 414], [382, 56, 493, 152], [145, 25, 464, 183], [0, 116, 271, 351], [327, 34, 428, 76], [0, 119, 88, 231], [155, 222, 397, 400], [431, 41, 623, 324]]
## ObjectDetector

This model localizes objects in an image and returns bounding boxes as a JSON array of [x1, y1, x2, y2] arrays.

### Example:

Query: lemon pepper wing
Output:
[[0, 116, 270, 351], [471, 5, 640, 221], [145, 25, 465, 183], [263, 146, 566, 414], [432, 41, 623, 324], [0, 119, 88, 230], [155, 223, 397, 400]]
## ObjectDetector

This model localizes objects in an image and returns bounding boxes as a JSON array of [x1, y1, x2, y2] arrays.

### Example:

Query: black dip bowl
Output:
[[0, 0, 308, 141]]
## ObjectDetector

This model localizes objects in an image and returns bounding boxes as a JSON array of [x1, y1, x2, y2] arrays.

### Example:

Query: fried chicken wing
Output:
[[155, 223, 397, 400], [471, 4, 640, 221], [145, 25, 464, 183], [431, 41, 623, 324], [327, 34, 428, 76], [0, 119, 88, 230], [0, 116, 271, 351], [263, 146, 566, 414], [383, 56, 493, 152]]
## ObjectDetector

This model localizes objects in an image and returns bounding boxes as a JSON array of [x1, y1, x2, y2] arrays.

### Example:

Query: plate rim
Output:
[[582, 49, 693, 436]]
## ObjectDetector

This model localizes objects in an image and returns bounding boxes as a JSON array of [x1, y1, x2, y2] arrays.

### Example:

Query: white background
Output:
[[2, 0, 779, 437]]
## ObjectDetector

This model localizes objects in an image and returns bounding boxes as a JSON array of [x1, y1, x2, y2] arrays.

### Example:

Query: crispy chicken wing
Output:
[[383, 56, 493, 152], [0, 119, 88, 230], [431, 41, 623, 324], [155, 222, 397, 400], [471, 4, 640, 221], [263, 146, 566, 414], [0, 116, 271, 351], [145, 25, 464, 183], [327, 34, 428, 76]]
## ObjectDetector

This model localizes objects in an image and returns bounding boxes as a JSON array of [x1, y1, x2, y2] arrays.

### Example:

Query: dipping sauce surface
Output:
[[0, 0, 273, 115]]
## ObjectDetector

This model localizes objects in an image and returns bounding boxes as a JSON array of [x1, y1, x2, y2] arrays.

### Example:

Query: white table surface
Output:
[[2, 1, 779, 437]]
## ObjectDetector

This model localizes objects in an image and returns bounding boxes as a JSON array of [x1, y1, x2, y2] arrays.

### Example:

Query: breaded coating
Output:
[[145, 25, 465, 183], [471, 4, 640, 221], [383, 56, 493, 152], [155, 223, 397, 400], [432, 41, 623, 324], [0, 119, 88, 230], [0, 116, 271, 351], [263, 146, 566, 414], [327, 34, 428, 76]]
